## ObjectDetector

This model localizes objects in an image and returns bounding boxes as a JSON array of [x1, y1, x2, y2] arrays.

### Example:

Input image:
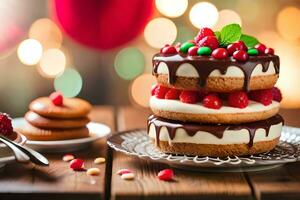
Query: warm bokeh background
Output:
[[0, 0, 299, 117]]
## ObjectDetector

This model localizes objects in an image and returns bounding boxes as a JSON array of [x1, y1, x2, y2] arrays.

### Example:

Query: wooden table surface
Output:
[[0, 106, 300, 200]]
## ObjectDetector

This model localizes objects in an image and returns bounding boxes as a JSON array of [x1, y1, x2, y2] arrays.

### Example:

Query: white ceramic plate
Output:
[[0, 133, 27, 169], [13, 118, 111, 153]]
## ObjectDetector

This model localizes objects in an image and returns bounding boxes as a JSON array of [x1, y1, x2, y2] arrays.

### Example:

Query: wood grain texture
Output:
[[246, 109, 300, 200], [110, 106, 253, 200], [0, 106, 115, 200]]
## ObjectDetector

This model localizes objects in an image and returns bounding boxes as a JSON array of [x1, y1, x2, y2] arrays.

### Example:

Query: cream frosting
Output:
[[150, 96, 280, 115], [148, 122, 282, 145], [156, 61, 276, 78]]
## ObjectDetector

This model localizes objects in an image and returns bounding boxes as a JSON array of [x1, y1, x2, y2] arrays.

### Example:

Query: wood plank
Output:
[[0, 106, 115, 200], [246, 108, 300, 200], [110, 106, 253, 200]]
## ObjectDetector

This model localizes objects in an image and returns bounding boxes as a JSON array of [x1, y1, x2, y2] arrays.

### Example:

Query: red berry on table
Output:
[[179, 91, 199, 104], [187, 46, 199, 56], [228, 91, 249, 108], [157, 169, 174, 181], [233, 50, 249, 61], [69, 158, 85, 171], [161, 46, 177, 54], [249, 89, 273, 106], [272, 87, 282, 102], [151, 85, 158, 96], [212, 48, 228, 59], [198, 36, 219, 50], [194, 27, 215, 43], [50, 92, 63, 106], [165, 88, 181, 100], [0, 113, 13, 136], [203, 94, 222, 109], [154, 85, 169, 99], [227, 41, 247, 55], [265, 48, 274, 55], [254, 43, 267, 55]]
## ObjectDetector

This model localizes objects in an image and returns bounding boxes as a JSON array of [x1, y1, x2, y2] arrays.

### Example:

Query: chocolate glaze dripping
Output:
[[147, 115, 284, 148], [153, 53, 280, 91]]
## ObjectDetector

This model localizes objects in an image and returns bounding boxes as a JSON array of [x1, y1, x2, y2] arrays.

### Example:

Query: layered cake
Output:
[[18, 92, 92, 141], [147, 24, 283, 157]]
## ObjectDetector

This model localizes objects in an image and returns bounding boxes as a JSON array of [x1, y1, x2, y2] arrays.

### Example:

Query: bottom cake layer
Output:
[[147, 115, 283, 157]]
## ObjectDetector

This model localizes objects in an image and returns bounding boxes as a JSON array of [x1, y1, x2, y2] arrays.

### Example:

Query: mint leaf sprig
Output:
[[214, 24, 259, 48]]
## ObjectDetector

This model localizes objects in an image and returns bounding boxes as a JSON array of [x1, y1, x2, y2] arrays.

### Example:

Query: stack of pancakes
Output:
[[147, 44, 283, 157], [19, 97, 92, 141]]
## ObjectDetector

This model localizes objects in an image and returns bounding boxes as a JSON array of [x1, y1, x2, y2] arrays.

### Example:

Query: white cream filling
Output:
[[150, 96, 279, 115], [156, 61, 276, 78], [148, 122, 282, 145]]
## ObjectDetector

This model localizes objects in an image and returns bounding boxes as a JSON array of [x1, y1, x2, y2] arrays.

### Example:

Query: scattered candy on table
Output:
[[86, 168, 101, 176], [70, 158, 85, 171], [62, 154, 75, 162], [94, 157, 106, 164], [117, 168, 132, 175], [121, 173, 135, 180], [157, 169, 174, 181]]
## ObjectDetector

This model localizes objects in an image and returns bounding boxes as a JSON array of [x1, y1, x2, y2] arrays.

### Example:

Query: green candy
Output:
[[197, 47, 212, 55], [247, 48, 258, 56], [180, 42, 195, 53]]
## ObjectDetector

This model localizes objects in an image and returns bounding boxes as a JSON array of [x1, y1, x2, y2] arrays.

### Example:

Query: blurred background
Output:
[[0, 0, 299, 117]]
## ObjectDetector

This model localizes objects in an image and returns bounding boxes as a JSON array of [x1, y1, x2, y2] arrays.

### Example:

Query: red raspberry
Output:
[[154, 85, 169, 99], [212, 48, 228, 59], [255, 43, 267, 55], [69, 158, 85, 171], [203, 94, 222, 109], [194, 28, 215, 43], [0, 113, 13, 136], [198, 36, 219, 50], [50, 92, 63, 106], [157, 169, 174, 181], [272, 87, 282, 102], [151, 85, 158, 96], [228, 91, 249, 108], [233, 50, 249, 61], [249, 89, 273, 106], [227, 41, 248, 55], [187, 46, 199, 56], [179, 91, 199, 104], [165, 88, 181, 100], [265, 48, 274, 55], [161, 46, 177, 54]]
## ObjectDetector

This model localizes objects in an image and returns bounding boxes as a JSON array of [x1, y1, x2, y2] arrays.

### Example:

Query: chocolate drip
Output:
[[147, 115, 283, 147], [153, 53, 280, 91]]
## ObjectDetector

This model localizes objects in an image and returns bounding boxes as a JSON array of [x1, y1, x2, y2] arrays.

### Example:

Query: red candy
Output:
[[179, 91, 199, 104], [151, 85, 158, 96], [233, 50, 249, 61], [272, 87, 282, 102], [154, 85, 169, 99], [165, 88, 181, 100], [187, 46, 199, 56], [161, 46, 177, 54], [50, 92, 63, 106], [265, 48, 274, 55], [198, 36, 219, 50], [157, 169, 174, 181], [227, 41, 247, 55], [194, 27, 215, 43], [0, 113, 13, 136], [203, 94, 222, 109], [255, 43, 267, 55], [69, 158, 84, 171], [228, 91, 249, 108], [212, 48, 228, 59], [249, 89, 273, 106]]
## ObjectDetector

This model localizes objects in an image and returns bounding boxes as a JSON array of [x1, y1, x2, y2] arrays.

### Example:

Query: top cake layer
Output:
[[153, 53, 279, 92]]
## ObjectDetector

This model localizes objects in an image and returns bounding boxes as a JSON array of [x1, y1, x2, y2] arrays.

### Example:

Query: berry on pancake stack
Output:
[[18, 92, 92, 141], [148, 24, 283, 157]]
